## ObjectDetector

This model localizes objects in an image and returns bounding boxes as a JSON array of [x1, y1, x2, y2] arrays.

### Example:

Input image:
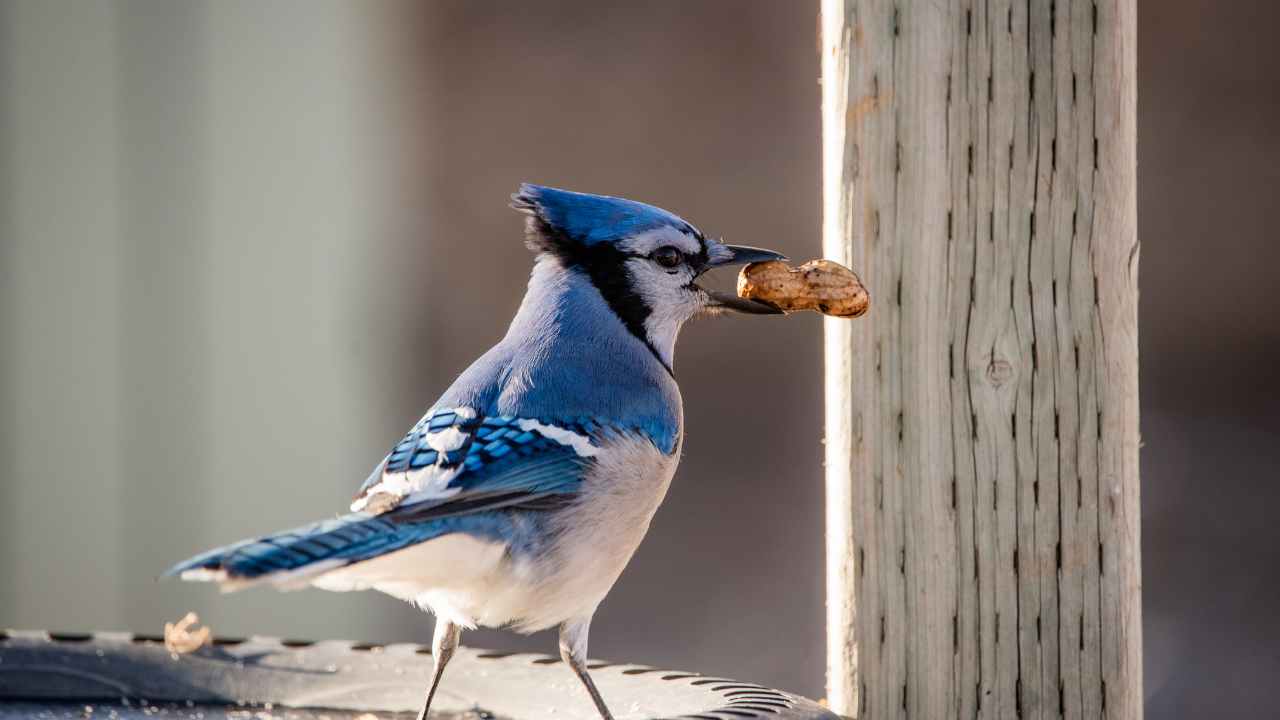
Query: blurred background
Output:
[[0, 1, 1275, 717]]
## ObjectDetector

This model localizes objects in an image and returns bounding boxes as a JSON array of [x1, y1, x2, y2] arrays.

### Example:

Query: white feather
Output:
[[350, 406, 482, 512], [424, 425, 468, 453], [181, 558, 346, 593], [516, 418, 599, 457], [310, 533, 510, 629]]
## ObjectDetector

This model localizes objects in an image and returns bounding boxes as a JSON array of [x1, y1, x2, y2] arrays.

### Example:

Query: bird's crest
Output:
[[510, 183, 701, 255]]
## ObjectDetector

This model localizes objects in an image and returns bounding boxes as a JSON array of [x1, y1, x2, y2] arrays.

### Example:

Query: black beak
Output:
[[696, 243, 788, 315], [706, 243, 788, 269]]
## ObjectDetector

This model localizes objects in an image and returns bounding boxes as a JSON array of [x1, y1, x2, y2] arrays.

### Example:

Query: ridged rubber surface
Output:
[[0, 630, 839, 720]]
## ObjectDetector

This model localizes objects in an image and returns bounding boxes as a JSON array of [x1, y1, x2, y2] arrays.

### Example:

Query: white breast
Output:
[[495, 432, 681, 632]]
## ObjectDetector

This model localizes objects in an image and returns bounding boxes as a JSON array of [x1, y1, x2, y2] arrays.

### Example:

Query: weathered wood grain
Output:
[[821, 2, 1140, 718]]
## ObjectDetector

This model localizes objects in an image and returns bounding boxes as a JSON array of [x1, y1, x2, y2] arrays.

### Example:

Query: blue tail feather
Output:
[[165, 512, 510, 582]]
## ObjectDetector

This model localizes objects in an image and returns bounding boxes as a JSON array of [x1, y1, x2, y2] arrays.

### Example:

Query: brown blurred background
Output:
[[1, 1, 1276, 717]]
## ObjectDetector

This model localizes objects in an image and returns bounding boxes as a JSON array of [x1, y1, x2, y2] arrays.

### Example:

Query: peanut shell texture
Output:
[[736, 259, 869, 318]]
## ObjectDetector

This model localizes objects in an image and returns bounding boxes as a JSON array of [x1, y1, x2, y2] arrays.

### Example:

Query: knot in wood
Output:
[[986, 358, 1014, 386]]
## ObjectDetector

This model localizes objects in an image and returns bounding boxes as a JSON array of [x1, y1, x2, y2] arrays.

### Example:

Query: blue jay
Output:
[[167, 184, 785, 720]]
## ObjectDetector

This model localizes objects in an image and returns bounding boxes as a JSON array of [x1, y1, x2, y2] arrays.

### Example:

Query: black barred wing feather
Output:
[[352, 407, 608, 516]]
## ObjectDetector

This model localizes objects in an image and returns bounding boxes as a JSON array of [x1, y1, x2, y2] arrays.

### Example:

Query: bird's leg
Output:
[[559, 617, 615, 720], [417, 619, 461, 720]]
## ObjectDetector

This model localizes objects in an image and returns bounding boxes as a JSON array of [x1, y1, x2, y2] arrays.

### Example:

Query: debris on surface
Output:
[[163, 612, 211, 656], [737, 259, 870, 318]]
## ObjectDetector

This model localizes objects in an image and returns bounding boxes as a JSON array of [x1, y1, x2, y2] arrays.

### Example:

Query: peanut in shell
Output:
[[736, 259, 869, 318]]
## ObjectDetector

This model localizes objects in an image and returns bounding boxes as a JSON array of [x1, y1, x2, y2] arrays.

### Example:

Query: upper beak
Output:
[[697, 243, 788, 315]]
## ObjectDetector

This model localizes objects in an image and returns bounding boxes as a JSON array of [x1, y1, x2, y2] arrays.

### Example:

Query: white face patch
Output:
[[625, 256, 706, 369], [614, 227, 714, 369]]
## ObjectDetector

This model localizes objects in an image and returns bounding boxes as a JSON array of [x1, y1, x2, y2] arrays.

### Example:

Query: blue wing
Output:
[[353, 408, 610, 511], [167, 409, 609, 585]]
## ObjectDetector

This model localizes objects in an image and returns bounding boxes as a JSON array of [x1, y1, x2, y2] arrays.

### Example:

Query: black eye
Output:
[[651, 246, 683, 268]]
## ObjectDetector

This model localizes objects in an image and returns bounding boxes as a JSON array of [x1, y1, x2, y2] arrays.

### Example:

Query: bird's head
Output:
[[511, 184, 785, 367]]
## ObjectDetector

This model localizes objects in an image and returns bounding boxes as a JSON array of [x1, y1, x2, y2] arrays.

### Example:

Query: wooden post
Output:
[[821, 2, 1140, 719]]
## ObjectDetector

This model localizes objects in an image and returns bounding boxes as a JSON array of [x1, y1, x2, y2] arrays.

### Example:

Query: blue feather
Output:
[[512, 184, 701, 247], [433, 260, 682, 454], [164, 513, 517, 581]]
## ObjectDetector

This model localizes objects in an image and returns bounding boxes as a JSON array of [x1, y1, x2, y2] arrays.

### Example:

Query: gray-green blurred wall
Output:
[[0, 0, 415, 642]]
